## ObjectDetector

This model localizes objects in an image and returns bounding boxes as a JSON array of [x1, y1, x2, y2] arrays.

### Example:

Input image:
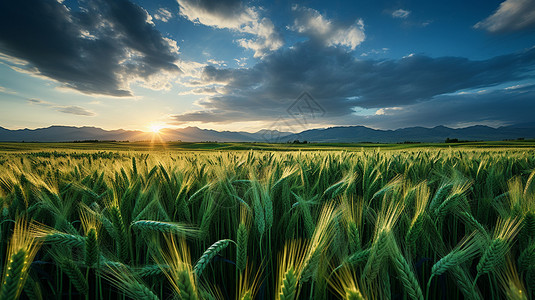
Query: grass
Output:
[[1, 139, 535, 152], [0, 145, 534, 299]]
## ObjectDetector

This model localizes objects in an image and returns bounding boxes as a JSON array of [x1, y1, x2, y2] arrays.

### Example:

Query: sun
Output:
[[149, 124, 164, 133], [147, 123, 168, 147]]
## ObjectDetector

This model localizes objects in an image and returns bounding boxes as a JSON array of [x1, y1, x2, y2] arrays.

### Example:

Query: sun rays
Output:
[[148, 123, 168, 148]]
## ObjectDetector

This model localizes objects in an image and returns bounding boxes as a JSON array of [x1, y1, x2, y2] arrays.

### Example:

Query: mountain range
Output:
[[0, 123, 534, 143]]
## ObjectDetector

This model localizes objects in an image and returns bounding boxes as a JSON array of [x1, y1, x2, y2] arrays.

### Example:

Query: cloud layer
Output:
[[350, 85, 535, 129], [173, 42, 535, 127], [475, 0, 535, 32], [0, 0, 180, 96]]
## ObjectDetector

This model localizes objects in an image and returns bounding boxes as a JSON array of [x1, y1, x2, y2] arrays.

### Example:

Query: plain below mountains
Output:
[[0, 124, 534, 143]]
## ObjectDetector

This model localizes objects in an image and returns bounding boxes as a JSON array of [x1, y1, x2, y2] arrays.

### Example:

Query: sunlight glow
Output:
[[149, 124, 164, 133], [148, 123, 168, 149]]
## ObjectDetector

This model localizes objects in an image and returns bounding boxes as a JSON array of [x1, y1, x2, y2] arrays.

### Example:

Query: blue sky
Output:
[[0, 0, 534, 132]]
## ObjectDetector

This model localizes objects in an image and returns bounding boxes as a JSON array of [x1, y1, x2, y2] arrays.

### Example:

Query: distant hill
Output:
[[283, 124, 535, 143], [0, 126, 150, 142], [0, 125, 289, 142], [0, 124, 534, 143]]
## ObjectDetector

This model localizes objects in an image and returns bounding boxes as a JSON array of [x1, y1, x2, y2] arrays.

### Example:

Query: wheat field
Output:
[[0, 149, 534, 299]]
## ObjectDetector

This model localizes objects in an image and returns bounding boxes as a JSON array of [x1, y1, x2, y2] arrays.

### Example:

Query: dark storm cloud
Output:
[[0, 0, 180, 96], [173, 42, 535, 123], [344, 85, 535, 129]]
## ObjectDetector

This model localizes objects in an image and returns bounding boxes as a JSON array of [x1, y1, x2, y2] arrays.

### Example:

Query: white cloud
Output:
[[237, 18, 284, 58], [175, 60, 209, 86], [505, 83, 535, 90], [141, 7, 155, 25], [130, 69, 178, 91], [154, 8, 173, 22], [177, 0, 253, 28], [375, 107, 402, 115], [207, 59, 226, 66], [392, 9, 411, 19], [234, 57, 248, 67], [176, 0, 283, 57], [474, 0, 535, 32], [361, 48, 389, 57], [163, 37, 180, 54], [290, 5, 365, 51], [0, 53, 28, 65], [0, 85, 16, 95]]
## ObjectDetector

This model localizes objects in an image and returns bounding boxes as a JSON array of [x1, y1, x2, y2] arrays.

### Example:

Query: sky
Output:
[[0, 0, 534, 133]]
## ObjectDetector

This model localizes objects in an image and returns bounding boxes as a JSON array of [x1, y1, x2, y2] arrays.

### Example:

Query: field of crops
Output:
[[0, 148, 535, 299]]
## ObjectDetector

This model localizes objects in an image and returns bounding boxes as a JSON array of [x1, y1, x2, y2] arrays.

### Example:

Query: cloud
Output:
[[474, 0, 535, 32], [350, 85, 535, 129], [154, 8, 173, 22], [27, 98, 95, 116], [0, 0, 180, 97], [177, 0, 251, 27], [179, 86, 220, 95], [171, 110, 244, 124], [0, 85, 16, 94], [505, 83, 531, 89], [290, 5, 365, 51], [176, 0, 283, 57], [234, 57, 248, 67], [375, 107, 402, 115], [361, 48, 389, 57], [176, 60, 207, 79], [236, 18, 284, 58], [206, 59, 226, 66], [27, 98, 51, 106], [392, 9, 411, 19], [56, 106, 96, 116], [170, 42, 535, 126]]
